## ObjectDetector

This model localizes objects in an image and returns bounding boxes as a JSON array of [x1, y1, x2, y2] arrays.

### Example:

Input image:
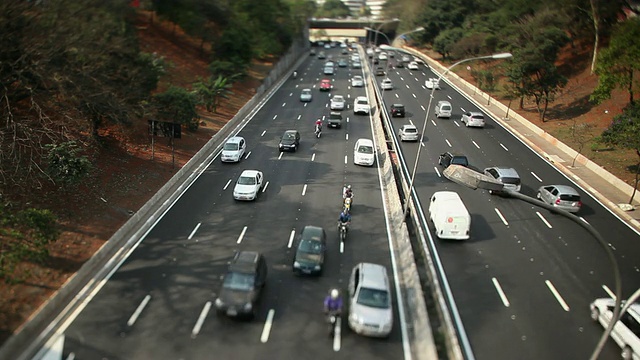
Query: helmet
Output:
[[347, 185, 352, 190], [330, 289, 339, 299]]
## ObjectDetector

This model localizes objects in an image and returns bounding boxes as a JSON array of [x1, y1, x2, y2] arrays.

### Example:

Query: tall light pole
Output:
[[441, 164, 623, 360], [402, 52, 513, 218]]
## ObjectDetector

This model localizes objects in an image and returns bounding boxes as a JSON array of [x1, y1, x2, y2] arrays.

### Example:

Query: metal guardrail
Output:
[[0, 41, 309, 360]]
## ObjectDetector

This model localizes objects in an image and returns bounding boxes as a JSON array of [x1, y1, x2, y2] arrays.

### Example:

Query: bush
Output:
[[45, 141, 92, 185]]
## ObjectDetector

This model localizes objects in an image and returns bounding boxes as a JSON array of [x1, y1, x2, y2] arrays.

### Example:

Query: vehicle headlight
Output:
[[279, 143, 283, 147], [314, 265, 321, 270], [215, 298, 224, 307], [243, 303, 253, 311], [349, 313, 362, 324], [293, 261, 301, 268]]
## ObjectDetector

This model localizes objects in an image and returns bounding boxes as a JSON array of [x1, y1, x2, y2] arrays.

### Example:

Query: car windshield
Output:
[[302, 90, 311, 95], [357, 100, 368, 105], [298, 239, 322, 254], [284, 132, 296, 139], [452, 157, 468, 166], [358, 145, 373, 154], [224, 143, 239, 151], [357, 287, 390, 309], [238, 176, 256, 185], [223, 272, 254, 291], [334, 96, 344, 102]]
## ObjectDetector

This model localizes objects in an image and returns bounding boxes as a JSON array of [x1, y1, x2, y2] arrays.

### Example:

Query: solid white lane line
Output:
[[245, 151, 252, 159], [191, 301, 212, 338], [287, 230, 296, 248], [536, 212, 553, 228], [302, 184, 308, 196], [223, 179, 232, 190], [472, 140, 480, 149], [188, 223, 201, 240], [260, 309, 275, 343], [127, 295, 151, 326], [445, 139, 452, 148], [545, 280, 570, 311], [492, 277, 510, 307], [236, 226, 248, 244], [333, 316, 342, 351], [345, 134, 349, 141], [602, 285, 616, 299], [344, 155, 348, 164], [312, 153, 316, 162], [262, 181, 269, 193], [531, 172, 543, 182], [500, 143, 509, 151], [261, 130, 266, 137], [278, 152, 283, 160], [495, 208, 509, 226]]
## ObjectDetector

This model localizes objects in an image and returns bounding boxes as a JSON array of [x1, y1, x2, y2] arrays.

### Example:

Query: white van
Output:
[[435, 101, 452, 118], [428, 191, 471, 240], [354, 138, 375, 166]]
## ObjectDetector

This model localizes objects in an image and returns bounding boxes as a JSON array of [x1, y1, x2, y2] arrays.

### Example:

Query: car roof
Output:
[[226, 136, 244, 144], [356, 96, 368, 100], [302, 88, 311, 92], [403, 124, 417, 129], [333, 95, 344, 99], [392, 103, 404, 107], [240, 170, 260, 177], [468, 111, 484, 116], [357, 263, 388, 290], [301, 225, 325, 241], [356, 138, 373, 145], [546, 185, 580, 195], [444, 151, 466, 157], [486, 167, 519, 177], [229, 250, 261, 273]]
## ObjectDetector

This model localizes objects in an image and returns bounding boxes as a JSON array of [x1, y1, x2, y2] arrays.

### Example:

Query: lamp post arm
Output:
[[502, 190, 622, 360]]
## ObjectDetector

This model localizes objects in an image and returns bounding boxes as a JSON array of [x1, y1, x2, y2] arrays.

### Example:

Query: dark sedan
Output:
[[292, 226, 326, 275]]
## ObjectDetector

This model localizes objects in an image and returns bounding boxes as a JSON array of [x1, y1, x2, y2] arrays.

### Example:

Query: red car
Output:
[[319, 79, 332, 91]]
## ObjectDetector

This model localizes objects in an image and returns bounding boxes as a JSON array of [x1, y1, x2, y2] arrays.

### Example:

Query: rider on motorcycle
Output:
[[343, 184, 353, 199], [338, 210, 351, 231], [315, 118, 322, 136], [324, 289, 343, 315]]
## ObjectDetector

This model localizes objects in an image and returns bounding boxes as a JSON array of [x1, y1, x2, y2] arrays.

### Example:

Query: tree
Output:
[[45, 141, 92, 185], [568, 120, 595, 167], [591, 18, 640, 106], [599, 102, 640, 203], [433, 28, 464, 59], [315, 0, 351, 18], [153, 86, 200, 130], [193, 76, 234, 113]]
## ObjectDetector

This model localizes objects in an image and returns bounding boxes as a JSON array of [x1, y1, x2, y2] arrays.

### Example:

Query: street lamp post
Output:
[[402, 52, 513, 217], [442, 165, 623, 360]]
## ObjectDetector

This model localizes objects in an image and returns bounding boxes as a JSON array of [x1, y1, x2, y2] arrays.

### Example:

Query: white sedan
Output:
[[590, 298, 640, 360], [381, 78, 393, 90], [330, 95, 346, 110], [351, 75, 364, 87], [233, 170, 264, 201], [407, 61, 419, 70], [378, 52, 388, 60], [425, 78, 441, 90]]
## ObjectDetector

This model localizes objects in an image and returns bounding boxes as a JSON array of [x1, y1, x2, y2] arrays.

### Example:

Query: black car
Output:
[[215, 251, 267, 319], [328, 112, 343, 128], [279, 130, 300, 152], [292, 226, 327, 275], [338, 58, 348, 67], [395, 61, 404, 68], [390, 104, 405, 117], [375, 67, 385, 76], [438, 152, 469, 168]]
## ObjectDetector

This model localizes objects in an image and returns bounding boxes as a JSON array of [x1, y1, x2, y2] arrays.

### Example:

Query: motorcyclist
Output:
[[315, 118, 322, 136], [343, 184, 353, 199], [324, 289, 343, 315], [338, 210, 351, 231], [293, 70, 297, 79]]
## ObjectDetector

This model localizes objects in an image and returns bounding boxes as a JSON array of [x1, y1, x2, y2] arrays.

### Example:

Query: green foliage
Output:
[[209, 59, 246, 80], [599, 102, 640, 152], [193, 76, 234, 113], [153, 86, 200, 130], [433, 28, 464, 59], [471, 70, 496, 91], [214, 20, 254, 65], [45, 141, 92, 185], [315, 0, 352, 18], [591, 18, 640, 105]]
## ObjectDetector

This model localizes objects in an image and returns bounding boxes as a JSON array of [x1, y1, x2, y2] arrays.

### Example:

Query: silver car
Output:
[[348, 263, 393, 337], [299, 88, 312, 102], [399, 124, 419, 141], [537, 185, 582, 213], [351, 75, 364, 87], [484, 167, 521, 193]]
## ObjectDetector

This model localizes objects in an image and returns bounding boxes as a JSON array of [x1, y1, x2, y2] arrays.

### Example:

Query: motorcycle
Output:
[[293, 71, 297, 79], [326, 310, 341, 337], [315, 125, 322, 138], [338, 222, 348, 242]]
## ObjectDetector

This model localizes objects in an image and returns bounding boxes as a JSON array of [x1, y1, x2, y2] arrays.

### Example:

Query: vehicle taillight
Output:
[[555, 199, 561, 205], [577, 201, 582, 207]]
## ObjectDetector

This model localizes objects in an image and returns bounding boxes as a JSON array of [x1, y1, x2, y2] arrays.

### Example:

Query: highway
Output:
[[375, 52, 639, 359], [55, 46, 408, 359]]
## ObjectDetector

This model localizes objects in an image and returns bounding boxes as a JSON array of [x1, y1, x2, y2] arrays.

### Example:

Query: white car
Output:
[[299, 88, 312, 102], [351, 75, 364, 87], [353, 96, 370, 115], [381, 78, 393, 90], [354, 138, 375, 166], [378, 52, 388, 60], [233, 170, 263, 201], [330, 95, 346, 110], [425, 78, 440, 90], [399, 124, 419, 141], [590, 298, 640, 360], [407, 61, 419, 70], [461, 111, 486, 128], [401, 55, 411, 63], [221, 136, 246, 163]]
